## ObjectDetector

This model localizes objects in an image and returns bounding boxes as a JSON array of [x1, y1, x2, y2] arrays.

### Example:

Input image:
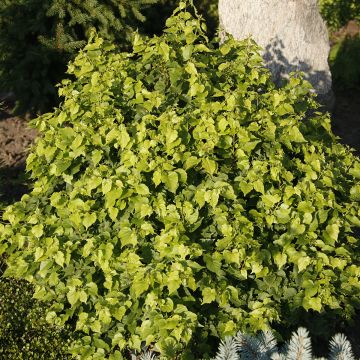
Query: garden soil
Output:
[[0, 106, 37, 205]]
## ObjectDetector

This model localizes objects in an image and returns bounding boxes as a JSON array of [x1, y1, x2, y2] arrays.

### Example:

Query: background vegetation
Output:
[[1, 0, 359, 114], [0, 0, 158, 114], [330, 35, 360, 91], [319, 0, 360, 30], [142, 0, 218, 38]]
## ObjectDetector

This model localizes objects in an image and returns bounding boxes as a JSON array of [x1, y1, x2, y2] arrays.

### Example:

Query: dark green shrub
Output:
[[0, 0, 158, 114], [329, 34, 360, 90], [193, 0, 218, 37], [0, 271, 73, 359], [319, 0, 360, 30], [1, 1, 360, 358]]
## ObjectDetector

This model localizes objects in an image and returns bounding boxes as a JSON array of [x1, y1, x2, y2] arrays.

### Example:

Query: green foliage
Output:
[[0, 0, 158, 113], [1, 1, 360, 358], [319, 0, 360, 30], [329, 34, 360, 90], [0, 271, 72, 359]]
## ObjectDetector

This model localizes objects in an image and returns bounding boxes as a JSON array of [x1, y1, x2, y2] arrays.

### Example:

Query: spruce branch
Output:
[[257, 331, 278, 358], [235, 332, 264, 360], [286, 328, 312, 360], [135, 327, 358, 360], [214, 336, 239, 360], [140, 350, 157, 360], [328, 334, 355, 360]]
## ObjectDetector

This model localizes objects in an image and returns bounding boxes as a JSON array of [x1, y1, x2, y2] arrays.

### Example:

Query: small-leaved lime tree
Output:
[[1, 1, 360, 359]]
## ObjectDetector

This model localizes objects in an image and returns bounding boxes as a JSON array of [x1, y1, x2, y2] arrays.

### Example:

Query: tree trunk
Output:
[[219, 0, 334, 108]]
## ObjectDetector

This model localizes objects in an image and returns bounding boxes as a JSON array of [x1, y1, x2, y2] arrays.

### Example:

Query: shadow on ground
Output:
[[332, 89, 360, 157], [0, 165, 30, 206]]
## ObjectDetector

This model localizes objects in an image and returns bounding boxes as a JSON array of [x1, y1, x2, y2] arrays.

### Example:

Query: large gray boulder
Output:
[[219, 0, 334, 108]]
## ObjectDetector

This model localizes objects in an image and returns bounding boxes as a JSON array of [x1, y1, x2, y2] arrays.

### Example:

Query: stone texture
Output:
[[219, 0, 334, 108]]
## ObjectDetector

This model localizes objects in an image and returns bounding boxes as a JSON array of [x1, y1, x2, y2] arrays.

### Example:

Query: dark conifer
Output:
[[0, 0, 158, 113]]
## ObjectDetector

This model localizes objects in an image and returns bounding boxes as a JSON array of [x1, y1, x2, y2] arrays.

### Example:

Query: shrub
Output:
[[0, 269, 72, 359], [1, 1, 360, 358], [0, 0, 158, 114], [329, 34, 360, 90], [0, 155, 71, 359], [319, 0, 360, 30]]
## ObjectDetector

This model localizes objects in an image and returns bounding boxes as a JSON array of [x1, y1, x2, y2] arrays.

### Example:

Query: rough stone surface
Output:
[[219, 0, 334, 107]]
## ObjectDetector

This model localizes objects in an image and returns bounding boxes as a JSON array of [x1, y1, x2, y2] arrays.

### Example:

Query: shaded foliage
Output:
[[329, 34, 360, 90], [142, 0, 218, 39]]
